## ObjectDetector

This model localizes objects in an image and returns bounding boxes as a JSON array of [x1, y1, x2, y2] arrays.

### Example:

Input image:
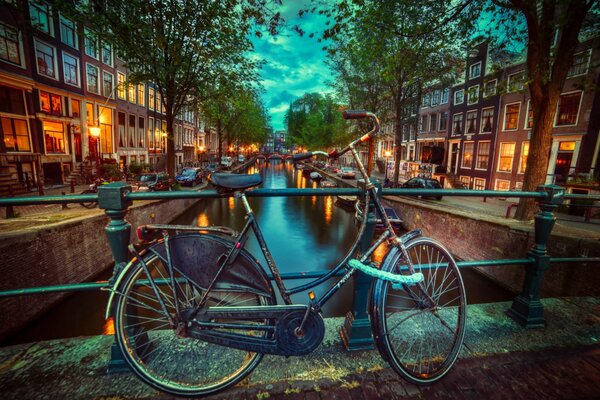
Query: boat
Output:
[[320, 180, 337, 188], [355, 205, 404, 233], [310, 171, 323, 181], [335, 195, 357, 210]]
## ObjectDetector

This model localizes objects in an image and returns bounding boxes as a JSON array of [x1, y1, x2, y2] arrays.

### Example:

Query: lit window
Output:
[[483, 80, 497, 97], [0, 23, 22, 65], [467, 85, 479, 104], [1, 117, 30, 152], [519, 141, 529, 173], [127, 82, 135, 103], [476, 141, 490, 170], [137, 84, 145, 106], [39, 91, 62, 115], [460, 176, 470, 188], [63, 53, 79, 86], [495, 180, 510, 191], [525, 100, 533, 129], [473, 178, 485, 190], [148, 87, 155, 110], [466, 110, 477, 134], [454, 89, 464, 105], [102, 71, 113, 97], [462, 142, 474, 168], [117, 72, 125, 99], [568, 50, 591, 77], [43, 121, 66, 153], [59, 16, 77, 49], [35, 40, 56, 79], [480, 108, 494, 133], [29, 1, 52, 35], [507, 71, 525, 92], [503, 103, 520, 130], [86, 64, 99, 93], [452, 113, 463, 136], [498, 143, 515, 172], [555, 92, 582, 126], [469, 62, 481, 79], [84, 29, 98, 59]]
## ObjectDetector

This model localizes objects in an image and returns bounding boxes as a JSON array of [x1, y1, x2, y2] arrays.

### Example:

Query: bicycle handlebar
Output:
[[342, 110, 369, 120], [293, 151, 329, 162]]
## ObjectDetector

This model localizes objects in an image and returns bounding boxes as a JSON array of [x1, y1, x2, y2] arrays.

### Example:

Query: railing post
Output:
[[507, 184, 564, 328], [340, 179, 378, 351], [98, 182, 133, 372]]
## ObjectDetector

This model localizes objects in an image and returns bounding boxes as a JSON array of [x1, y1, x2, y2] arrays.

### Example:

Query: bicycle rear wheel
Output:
[[372, 237, 466, 384], [114, 234, 274, 397]]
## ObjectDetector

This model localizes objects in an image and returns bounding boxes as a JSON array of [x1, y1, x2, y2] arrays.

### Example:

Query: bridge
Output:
[[0, 180, 599, 399]]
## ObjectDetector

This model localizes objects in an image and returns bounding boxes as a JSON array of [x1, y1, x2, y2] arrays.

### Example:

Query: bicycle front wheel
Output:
[[114, 234, 274, 397], [372, 237, 466, 384]]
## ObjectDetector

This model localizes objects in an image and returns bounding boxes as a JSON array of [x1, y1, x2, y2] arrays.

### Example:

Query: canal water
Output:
[[3, 160, 514, 345]]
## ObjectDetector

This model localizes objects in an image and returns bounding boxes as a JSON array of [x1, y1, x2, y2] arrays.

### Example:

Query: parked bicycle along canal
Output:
[[3, 159, 514, 345]]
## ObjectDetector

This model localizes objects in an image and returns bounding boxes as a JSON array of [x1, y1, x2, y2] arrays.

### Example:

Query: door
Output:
[[74, 132, 82, 162], [450, 143, 459, 174], [554, 152, 573, 185]]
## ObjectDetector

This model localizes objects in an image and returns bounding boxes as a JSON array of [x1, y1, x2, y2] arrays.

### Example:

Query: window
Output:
[[1, 117, 30, 152], [498, 142, 515, 172], [460, 176, 470, 188], [476, 141, 490, 170], [519, 141, 529, 173], [62, 52, 79, 86], [98, 106, 113, 154], [1, 22, 22, 65], [118, 111, 125, 147], [483, 80, 497, 97], [101, 42, 112, 66], [469, 61, 481, 79], [102, 71, 113, 97], [452, 113, 463, 136], [137, 84, 145, 106], [84, 29, 98, 59], [555, 92, 582, 126], [138, 117, 145, 147], [467, 85, 479, 105], [473, 178, 486, 190], [430, 114, 437, 132], [480, 108, 494, 133], [454, 89, 464, 105], [86, 63, 99, 93], [431, 89, 440, 106], [525, 100, 533, 129], [128, 114, 135, 147], [466, 110, 477, 134], [39, 91, 62, 115], [422, 93, 431, 107], [35, 40, 57, 79], [568, 50, 591, 77], [419, 115, 428, 132], [59, 16, 77, 49], [148, 117, 154, 148], [507, 71, 525, 92], [127, 82, 136, 103], [148, 86, 155, 110], [43, 121, 66, 153], [461, 142, 474, 168], [439, 112, 448, 131], [29, 1, 52, 35], [503, 103, 520, 130], [495, 180, 510, 191], [441, 88, 449, 104], [117, 72, 125, 99], [71, 98, 80, 118]]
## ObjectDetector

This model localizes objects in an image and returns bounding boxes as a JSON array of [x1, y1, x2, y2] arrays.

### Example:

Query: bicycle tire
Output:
[[371, 237, 466, 384], [79, 189, 97, 208], [114, 233, 275, 397]]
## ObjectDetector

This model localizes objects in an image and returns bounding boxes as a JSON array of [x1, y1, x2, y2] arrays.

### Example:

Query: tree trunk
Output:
[[217, 119, 223, 161], [392, 112, 403, 186], [165, 110, 175, 177]]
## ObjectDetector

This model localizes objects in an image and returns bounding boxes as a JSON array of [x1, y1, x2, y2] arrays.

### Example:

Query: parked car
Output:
[[175, 167, 203, 186], [238, 154, 245, 163], [402, 177, 443, 200], [205, 163, 219, 173], [221, 156, 233, 168], [337, 167, 356, 179], [132, 173, 173, 192]]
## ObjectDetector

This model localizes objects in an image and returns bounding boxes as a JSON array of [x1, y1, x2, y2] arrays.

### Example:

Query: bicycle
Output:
[[105, 111, 467, 397]]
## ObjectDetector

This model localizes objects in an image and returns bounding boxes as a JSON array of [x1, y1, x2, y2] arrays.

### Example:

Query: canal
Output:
[[3, 159, 515, 345]]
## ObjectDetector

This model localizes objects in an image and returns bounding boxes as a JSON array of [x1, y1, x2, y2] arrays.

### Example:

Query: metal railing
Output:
[[1, 182, 599, 360]]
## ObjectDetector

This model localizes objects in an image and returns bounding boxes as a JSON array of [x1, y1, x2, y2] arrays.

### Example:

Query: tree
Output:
[[66, 0, 281, 177], [322, 0, 462, 185], [285, 93, 349, 149]]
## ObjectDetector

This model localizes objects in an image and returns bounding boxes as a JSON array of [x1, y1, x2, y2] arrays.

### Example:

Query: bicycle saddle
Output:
[[210, 173, 262, 190]]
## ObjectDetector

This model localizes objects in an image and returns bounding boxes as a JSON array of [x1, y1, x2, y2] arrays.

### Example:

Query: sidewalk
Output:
[[0, 297, 599, 399]]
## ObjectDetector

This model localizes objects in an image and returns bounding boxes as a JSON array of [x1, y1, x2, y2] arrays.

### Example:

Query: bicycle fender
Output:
[[105, 233, 274, 319]]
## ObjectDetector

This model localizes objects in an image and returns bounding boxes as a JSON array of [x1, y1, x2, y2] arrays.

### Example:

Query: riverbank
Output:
[[0, 297, 599, 399]]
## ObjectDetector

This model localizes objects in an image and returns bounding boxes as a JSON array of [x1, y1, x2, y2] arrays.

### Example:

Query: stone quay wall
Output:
[[384, 197, 600, 297], [0, 197, 200, 340]]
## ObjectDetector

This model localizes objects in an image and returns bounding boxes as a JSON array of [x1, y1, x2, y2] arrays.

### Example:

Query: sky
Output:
[[251, 2, 332, 132]]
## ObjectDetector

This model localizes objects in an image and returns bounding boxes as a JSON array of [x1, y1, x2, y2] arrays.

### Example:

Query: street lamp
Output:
[[384, 150, 392, 181], [89, 125, 101, 175], [198, 145, 205, 165]]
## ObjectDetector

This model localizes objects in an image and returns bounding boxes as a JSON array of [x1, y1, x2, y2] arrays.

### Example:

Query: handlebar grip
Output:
[[342, 110, 369, 120], [293, 152, 313, 162]]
